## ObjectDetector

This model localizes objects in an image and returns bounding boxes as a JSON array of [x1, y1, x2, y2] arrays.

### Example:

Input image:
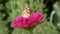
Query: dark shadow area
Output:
[[0, 0, 9, 21], [43, 0, 56, 21]]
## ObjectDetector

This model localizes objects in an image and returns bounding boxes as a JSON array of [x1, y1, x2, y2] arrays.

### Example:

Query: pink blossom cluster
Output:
[[11, 12, 44, 29]]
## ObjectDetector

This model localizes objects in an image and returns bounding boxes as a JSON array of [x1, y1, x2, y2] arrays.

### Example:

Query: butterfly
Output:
[[22, 7, 30, 18]]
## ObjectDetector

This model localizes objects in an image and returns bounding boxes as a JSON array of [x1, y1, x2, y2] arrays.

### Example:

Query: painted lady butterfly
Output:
[[22, 7, 30, 18]]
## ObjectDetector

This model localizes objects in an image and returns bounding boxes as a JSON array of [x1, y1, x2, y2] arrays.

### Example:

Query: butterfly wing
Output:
[[22, 7, 30, 18]]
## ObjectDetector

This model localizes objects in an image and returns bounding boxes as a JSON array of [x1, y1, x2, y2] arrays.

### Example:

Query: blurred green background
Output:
[[0, 0, 60, 34]]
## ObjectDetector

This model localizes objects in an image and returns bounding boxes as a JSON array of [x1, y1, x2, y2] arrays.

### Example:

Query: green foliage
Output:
[[0, 0, 60, 34], [51, 2, 60, 30]]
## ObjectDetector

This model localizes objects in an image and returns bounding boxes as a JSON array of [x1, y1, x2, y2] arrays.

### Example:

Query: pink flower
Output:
[[12, 16, 28, 29], [11, 12, 44, 29], [27, 12, 44, 27]]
